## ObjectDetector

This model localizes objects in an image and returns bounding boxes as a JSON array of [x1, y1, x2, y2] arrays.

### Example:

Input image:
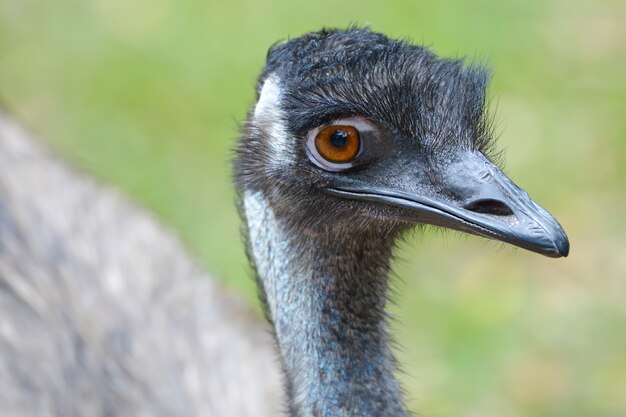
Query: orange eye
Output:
[[314, 125, 361, 163]]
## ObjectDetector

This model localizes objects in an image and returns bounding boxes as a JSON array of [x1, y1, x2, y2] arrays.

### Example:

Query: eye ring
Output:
[[305, 117, 376, 172]]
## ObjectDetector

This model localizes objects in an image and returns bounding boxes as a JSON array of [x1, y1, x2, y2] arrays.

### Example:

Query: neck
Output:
[[242, 189, 406, 417]]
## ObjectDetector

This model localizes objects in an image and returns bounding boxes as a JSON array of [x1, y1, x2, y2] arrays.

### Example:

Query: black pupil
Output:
[[330, 130, 349, 147]]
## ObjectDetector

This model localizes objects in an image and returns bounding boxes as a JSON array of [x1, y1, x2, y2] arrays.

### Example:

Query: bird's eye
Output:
[[314, 125, 360, 163], [306, 118, 375, 172]]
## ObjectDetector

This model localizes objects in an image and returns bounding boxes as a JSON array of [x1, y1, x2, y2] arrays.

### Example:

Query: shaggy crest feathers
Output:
[[258, 27, 495, 156]]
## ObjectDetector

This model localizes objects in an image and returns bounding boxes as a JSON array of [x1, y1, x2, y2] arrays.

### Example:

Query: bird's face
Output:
[[236, 29, 569, 257]]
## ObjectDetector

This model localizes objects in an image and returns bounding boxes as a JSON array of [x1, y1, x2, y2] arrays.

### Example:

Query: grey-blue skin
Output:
[[234, 28, 569, 417]]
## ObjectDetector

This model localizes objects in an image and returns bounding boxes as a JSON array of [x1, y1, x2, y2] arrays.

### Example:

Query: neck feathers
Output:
[[242, 189, 406, 417]]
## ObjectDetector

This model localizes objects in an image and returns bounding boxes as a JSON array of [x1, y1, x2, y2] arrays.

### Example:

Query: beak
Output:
[[327, 151, 569, 258]]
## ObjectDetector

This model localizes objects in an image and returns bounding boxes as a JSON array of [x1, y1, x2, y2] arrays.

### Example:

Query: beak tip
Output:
[[556, 236, 570, 258], [546, 228, 569, 258]]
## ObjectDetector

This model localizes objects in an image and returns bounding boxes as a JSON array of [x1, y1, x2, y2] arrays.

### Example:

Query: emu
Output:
[[0, 28, 568, 417]]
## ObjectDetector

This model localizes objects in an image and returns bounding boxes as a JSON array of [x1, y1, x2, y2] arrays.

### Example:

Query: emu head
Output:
[[235, 28, 569, 257]]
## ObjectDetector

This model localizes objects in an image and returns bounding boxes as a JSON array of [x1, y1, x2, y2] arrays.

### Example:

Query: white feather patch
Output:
[[253, 75, 293, 165]]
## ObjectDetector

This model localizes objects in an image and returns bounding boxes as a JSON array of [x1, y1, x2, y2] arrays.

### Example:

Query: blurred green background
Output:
[[1, 0, 625, 416]]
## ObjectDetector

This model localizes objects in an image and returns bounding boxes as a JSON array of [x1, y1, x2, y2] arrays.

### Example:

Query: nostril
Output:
[[465, 199, 514, 216]]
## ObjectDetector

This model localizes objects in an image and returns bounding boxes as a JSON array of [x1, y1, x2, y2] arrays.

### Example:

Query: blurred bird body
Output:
[[0, 114, 283, 416]]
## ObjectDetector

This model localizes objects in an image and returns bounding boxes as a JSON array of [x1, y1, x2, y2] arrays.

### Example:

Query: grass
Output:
[[1, 0, 625, 415]]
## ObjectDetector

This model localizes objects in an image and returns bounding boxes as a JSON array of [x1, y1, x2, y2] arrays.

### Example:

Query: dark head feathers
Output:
[[258, 27, 496, 157]]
